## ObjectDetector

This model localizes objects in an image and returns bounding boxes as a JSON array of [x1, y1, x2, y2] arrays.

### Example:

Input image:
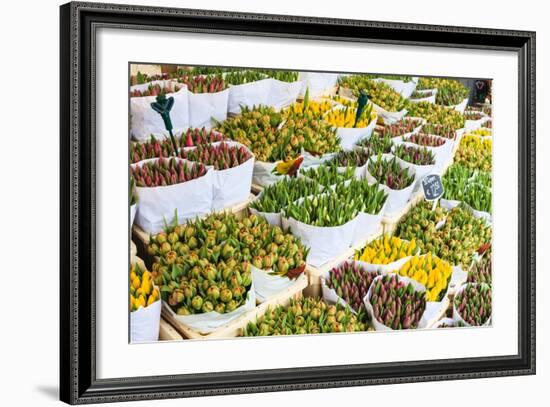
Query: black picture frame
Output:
[[60, 2, 536, 404]]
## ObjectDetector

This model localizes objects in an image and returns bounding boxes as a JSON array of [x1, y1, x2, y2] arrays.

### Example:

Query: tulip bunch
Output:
[[443, 164, 492, 201], [224, 70, 266, 85], [463, 183, 492, 213], [150, 213, 309, 314], [131, 158, 207, 187], [130, 82, 183, 97], [250, 177, 321, 214], [398, 254, 453, 302], [470, 128, 492, 137], [338, 75, 406, 112], [442, 163, 473, 201], [130, 72, 169, 85], [473, 170, 492, 189], [393, 145, 436, 166], [130, 129, 225, 164], [328, 149, 372, 168], [217, 106, 340, 162], [283, 192, 361, 227], [455, 135, 492, 172], [176, 74, 226, 93], [436, 85, 469, 106], [354, 236, 417, 265], [181, 66, 234, 76], [283, 112, 341, 158], [324, 105, 376, 128], [405, 133, 446, 147], [326, 261, 381, 317], [369, 274, 427, 330], [300, 163, 355, 187], [454, 283, 492, 326], [405, 101, 465, 130], [367, 156, 415, 190], [364, 74, 414, 82], [420, 123, 457, 140], [410, 89, 435, 99], [397, 203, 492, 268], [130, 136, 176, 163], [416, 78, 469, 106], [380, 119, 424, 138], [243, 297, 366, 336], [463, 111, 485, 121], [242, 297, 367, 336], [284, 100, 334, 119], [130, 262, 160, 311], [179, 128, 225, 148], [468, 254, 492, 285], [416, 77, 449, 90], [356, 132, 393, 154], [179, 142, 252, 170], [259, 69, 299, 82], [335, 179, 388, 215]]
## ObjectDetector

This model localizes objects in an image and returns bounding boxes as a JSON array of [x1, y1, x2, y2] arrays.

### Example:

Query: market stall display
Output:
[[128, 68, 494, 341]]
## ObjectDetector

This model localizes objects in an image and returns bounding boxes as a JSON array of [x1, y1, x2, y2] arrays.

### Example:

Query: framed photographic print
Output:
[[60, 1, 536, 404]]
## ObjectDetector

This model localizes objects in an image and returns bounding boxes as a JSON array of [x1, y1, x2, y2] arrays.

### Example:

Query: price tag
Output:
[[421, 174, 444, 201]]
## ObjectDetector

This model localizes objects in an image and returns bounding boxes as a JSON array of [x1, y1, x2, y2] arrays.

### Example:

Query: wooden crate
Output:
[[304, 226, 384, 298], [158, 318, 183, 341], [132, 194, 255, 265], [162, 274, 307, 340]]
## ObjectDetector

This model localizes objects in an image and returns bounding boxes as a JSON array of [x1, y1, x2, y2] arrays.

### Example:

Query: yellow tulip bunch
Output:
[[460, 134, 492, 151], [330, 95, 357, 108], [324, 105, 376, 128], [130, 262, 160, 312], [355, 236, 417, 265], [283, 100, 334, 119], [469, 128, 492, 137], [398, 254, 452, 302]]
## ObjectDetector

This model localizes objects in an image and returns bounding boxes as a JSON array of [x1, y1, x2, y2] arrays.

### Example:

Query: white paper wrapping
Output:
[[351, 200, 386, 247], [130, 203, 137, 231], [133, 158, 214, 234], [326, 106, 378, 151], [251, 160, 283, 188], [199, 141, 254, 210], [464, 114, 490, 131], [130, 299, 161, 342], [371, 102, 408, 125], [266, 79, 303, 110], [392, 153, 436, 183], [408, 88, 437, 104], [392, 131, 452, 172], [248, 191, 283, 227], [372, 77, 418, 98], [164, 282, 256, 334], [450, 97, 469, 113], [282, 214, 357, 268], [298, 72, 339, 97], [130, 80, 190, 142], [227, 78, 272, 114], [188, 88, 230, 129], [251, 266, 306, 303]]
